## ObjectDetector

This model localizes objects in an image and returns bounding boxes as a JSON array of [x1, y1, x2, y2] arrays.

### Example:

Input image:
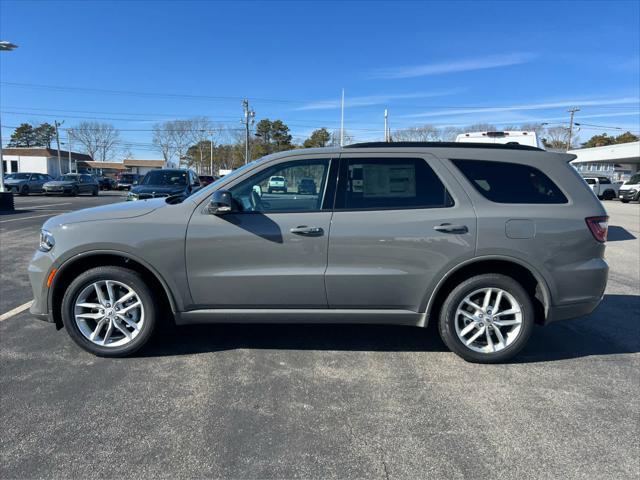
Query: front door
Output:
[[325, 154, 477, 312], [186, 157, 336, 308]]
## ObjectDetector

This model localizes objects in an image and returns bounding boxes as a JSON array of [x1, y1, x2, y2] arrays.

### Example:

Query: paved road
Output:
[[1, 195, 638, 479]]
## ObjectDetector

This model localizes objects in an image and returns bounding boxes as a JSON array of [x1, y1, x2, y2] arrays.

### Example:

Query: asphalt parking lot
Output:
[[1, 193, 639, 479]]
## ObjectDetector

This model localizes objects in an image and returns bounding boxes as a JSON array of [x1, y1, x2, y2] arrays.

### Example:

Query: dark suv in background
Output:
[[127, 169, 201, 201], [29, 142, 608, 363]]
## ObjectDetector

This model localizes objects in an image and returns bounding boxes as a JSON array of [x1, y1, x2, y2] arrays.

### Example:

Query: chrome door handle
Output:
[[433, 223, 468, 234], [290, 226, 324, 236]]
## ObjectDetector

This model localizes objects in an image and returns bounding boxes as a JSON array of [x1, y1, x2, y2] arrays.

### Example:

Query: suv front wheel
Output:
[[61, 266, 157, 357], [439, 274, 534, 363]]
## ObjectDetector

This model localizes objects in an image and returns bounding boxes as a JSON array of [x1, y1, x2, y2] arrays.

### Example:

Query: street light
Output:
[[0, 41, 18, 51], [0, 40, 19, 202]]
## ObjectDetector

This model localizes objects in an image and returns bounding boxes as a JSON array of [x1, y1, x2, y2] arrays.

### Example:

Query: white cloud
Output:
[[371, 53, 536, 79], [295, 89, 463, 111], [400, 97, 640, 119]]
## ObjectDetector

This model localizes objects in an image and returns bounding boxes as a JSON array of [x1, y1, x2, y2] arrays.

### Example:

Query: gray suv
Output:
[[28, 142, 609, 362]]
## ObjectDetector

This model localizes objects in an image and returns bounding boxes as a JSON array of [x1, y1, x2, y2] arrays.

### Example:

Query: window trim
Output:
[[334, 156, 455, 212], [223, 157, 336, 215], [450, 158, 569, 205]]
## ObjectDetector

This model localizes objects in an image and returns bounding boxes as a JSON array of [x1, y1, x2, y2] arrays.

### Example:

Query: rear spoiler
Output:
[[548, 152, 577, 163]]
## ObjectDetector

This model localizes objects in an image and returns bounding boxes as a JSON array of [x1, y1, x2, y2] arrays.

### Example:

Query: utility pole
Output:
[[67, 129, 73, 173], [384, 109, 389, 142], [209, 131, 214, 175], [567, 107, 580, 151], [242, 99, 255, 164], [54, 120, 64, 175], [340, 89, 345, 147]]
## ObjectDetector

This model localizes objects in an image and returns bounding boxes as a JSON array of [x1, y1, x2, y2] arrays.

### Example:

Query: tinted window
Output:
[[585, 178, 596, 185], [599, 178, 611, 184], [142, 170, 188, 186], [337, 158, 453, 210], [229, 159, 330, 213], [452, 159, 567, 204], [82, 175, 93, 182]]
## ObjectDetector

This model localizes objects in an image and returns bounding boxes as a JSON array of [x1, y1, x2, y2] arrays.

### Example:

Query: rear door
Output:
[[325, 152, 477, 312]]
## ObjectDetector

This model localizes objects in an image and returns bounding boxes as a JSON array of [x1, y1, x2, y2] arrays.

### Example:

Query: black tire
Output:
[[603, 190, 615, 200], [268, 188, 273, 194], [19, 185, 29, 196], [61, 266, 158, 357], [438, 273, 535, 363], [70, 187, 78, 197], [92, 187, 99, 196], [620, 199, 630, 203]]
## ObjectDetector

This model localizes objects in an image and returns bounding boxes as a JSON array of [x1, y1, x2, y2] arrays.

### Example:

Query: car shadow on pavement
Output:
[[140, 294, 639, 362], [607, 226, 636, 241]]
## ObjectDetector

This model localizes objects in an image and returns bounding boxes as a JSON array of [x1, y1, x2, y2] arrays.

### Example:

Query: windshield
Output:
[[6, 173, 31, 180], [58, 175, 78, 181], [142, 170, 187, 186], [626, 174, 640, 185]]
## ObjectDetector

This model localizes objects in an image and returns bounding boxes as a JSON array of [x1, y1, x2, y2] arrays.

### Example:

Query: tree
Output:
[[303, 128, 331, 148], [8, 123, 36, 147], [152, 119, 197, 167], [581, 133, 616, 148], [614, 131, 638, 144], [72, 122, 120, 161], [542, 126, 574, 150], [253, 119, 294, 156], [33, 123, 56, 148], [328, 129, 354, 146], [392, 125, 440, 142]]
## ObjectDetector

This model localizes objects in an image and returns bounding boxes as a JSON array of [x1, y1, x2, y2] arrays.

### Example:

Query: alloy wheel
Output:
[[454, 287, 523, 354], [74, 280, 145, 347]]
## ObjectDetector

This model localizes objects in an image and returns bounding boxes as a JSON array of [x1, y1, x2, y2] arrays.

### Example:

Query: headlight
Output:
[[127, 192, 138, 201], [38, 229, 55, 252]]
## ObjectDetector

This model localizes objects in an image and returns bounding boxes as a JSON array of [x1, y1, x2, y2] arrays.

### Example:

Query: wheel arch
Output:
[[425, 256, 552, 327], [48, 251, 177, 329]]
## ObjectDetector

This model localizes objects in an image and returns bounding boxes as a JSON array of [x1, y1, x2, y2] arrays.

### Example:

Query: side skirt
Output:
[[176, 309, 427, 327]]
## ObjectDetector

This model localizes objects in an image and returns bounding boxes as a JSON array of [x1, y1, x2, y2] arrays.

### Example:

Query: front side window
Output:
[[336, 157, 453, 210], [229, 159, 330, 213], [452, 159, 568, 204]]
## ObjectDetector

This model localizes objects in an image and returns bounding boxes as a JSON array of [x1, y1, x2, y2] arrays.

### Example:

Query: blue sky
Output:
[[1, 0, 639, 158]]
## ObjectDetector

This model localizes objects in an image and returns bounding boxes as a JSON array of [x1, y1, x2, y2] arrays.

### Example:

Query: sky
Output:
[[1, 0, 639, 159]]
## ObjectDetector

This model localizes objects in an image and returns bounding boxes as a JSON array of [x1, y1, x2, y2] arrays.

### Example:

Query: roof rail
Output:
[[344, 141, 544, 151]]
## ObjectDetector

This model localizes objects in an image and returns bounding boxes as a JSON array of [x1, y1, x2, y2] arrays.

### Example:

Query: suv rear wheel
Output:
[[61, 266, 157, 357], [438, 274, 534, 363]]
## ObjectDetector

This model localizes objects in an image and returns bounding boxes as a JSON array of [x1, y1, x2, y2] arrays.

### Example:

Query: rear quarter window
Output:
[[452, 159, 568, 204]]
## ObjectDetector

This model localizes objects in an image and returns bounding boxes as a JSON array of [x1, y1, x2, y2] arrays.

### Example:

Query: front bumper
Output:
[[27, 250, 56, 323], [618, 189, 639, 201], [43, 187, 71, 194]]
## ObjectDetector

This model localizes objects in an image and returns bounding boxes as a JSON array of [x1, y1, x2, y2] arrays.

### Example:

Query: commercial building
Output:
[[1, 148, 92, 177], [570, 141, 640, 182]]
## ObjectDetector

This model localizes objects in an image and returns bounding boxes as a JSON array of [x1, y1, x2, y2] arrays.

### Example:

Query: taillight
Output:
[[586, 216, 608, 242]]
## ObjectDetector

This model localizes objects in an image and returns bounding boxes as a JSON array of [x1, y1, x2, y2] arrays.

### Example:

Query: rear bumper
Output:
[[546, 299, 602, 324]]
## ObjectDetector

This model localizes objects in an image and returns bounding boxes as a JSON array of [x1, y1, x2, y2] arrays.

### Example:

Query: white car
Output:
[[583, 176, 621, 201], [618, 173, 640, 203], [267, 176, 287, 194]]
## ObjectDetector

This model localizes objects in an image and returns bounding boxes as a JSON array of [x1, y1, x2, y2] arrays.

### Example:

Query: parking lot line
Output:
[[0, 301, 33, 322], [0, 212, 70, 224], [28, 202, 73, 209]]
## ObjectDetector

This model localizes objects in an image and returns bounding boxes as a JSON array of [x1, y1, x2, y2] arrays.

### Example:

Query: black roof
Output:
[[344, 141, 544, 152]]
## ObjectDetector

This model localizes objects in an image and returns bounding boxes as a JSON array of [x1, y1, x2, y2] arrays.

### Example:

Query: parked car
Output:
[[267, 175, 287, 193], [29, 142, 608, 363], [43, 174, 99, 196], [115, 173, 142, 190], [97, 176, 116, 191], [3, 172, 53, 195], [583, 176, 620, 200], [198, 175, 218, 187], [297, 177, 317, 195], [127, 169, 201, 201], [618, 173, 640, 203]]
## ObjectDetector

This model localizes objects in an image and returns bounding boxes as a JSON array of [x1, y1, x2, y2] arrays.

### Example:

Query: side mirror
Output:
[[208, 190, 234, 215]]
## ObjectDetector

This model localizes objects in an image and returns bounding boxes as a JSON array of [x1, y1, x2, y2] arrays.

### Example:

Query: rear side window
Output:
[[452, 159, 568, 204], [337, 158, 453, 210]]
